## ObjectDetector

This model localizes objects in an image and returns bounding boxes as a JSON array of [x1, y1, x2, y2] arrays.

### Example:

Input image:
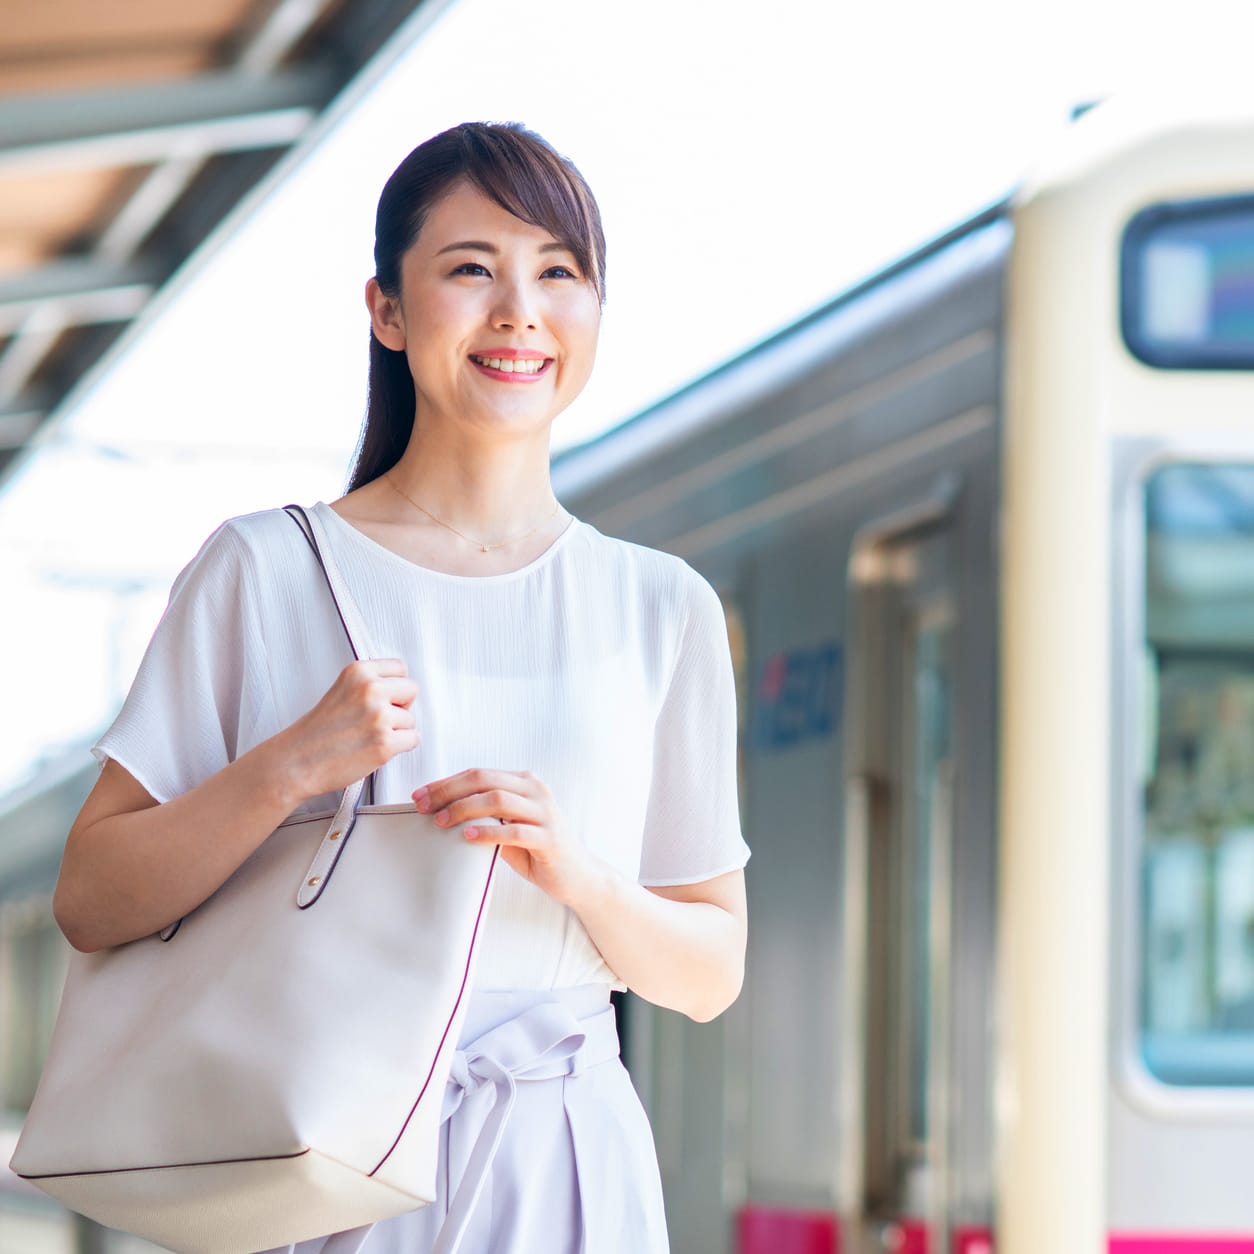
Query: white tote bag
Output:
[[10, 504, 499, 1254]]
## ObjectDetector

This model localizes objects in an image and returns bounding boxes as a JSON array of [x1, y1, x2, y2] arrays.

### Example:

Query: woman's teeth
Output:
[[471, 355, 546, 373]]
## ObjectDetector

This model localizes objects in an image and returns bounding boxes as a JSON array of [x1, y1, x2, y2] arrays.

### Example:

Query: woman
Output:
[[53, 122, 749, 1253]]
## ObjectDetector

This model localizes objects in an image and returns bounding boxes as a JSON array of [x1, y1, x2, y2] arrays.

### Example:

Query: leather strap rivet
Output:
[[328, 831, 341, 841], [307, 877, 321, 887]]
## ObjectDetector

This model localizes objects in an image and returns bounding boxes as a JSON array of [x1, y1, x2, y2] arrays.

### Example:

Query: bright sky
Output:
[[1, 0, 1248, 798]]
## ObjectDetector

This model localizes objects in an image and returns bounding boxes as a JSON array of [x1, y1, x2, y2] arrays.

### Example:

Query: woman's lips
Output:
[[468, 354, 553, 382]]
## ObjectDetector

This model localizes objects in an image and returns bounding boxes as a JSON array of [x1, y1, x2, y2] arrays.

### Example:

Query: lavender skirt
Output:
[[258, 984, 669, 1254]]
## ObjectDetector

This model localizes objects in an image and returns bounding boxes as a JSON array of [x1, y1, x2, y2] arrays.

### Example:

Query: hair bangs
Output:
[[460, 125, 605, 302]]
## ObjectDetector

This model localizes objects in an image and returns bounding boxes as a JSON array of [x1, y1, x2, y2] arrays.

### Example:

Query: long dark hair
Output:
[[347, 122, 607, 491]]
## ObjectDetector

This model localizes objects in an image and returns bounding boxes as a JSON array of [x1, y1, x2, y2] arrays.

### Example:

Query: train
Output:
[[552, 95, 1254, 1254]]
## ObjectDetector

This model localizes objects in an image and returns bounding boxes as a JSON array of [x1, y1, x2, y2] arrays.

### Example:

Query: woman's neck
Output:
[[376, 425, 563, 550]]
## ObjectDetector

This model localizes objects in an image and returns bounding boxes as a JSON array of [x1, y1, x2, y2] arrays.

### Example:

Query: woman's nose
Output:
[[490, 277, 539, 331]]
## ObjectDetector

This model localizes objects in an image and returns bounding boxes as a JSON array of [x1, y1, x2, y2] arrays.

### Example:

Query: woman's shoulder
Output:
[[164, 505, 316, 604], [219, 502, 314, 544], [571, 519, 713, 607], [195, 503, 319, 568]]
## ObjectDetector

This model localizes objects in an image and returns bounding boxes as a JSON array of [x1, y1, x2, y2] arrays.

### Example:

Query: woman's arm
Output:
[[55, 745, 304, 954], [55, 659, 419, 953], [569, 866, 747, 1023]]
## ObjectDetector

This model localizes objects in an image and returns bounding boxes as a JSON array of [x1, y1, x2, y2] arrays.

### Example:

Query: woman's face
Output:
[[367, 178, 602, 443]]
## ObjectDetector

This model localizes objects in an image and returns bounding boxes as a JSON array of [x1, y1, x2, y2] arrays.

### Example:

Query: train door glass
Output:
[[857, 526, 956, 1254], [1139, 462, 1254, 1086]]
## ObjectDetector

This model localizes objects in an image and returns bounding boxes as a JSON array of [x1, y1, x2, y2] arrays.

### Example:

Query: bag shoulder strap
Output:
[[281, 503, 381, 903], [160, 503, 386, 938], [282, 503, 379, 662]]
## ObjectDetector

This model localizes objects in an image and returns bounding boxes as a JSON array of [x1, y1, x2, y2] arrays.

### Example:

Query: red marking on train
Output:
[[887, 1221, 928, 1254], [1109, 1237, 1254, 1253], [736, 1206, 840, 1254], [758, 653, 788, 701], [954, 1227, 995, 1254]]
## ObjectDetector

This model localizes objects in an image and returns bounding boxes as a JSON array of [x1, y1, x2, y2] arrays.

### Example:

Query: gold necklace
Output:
[[383, 473, 563, 553]]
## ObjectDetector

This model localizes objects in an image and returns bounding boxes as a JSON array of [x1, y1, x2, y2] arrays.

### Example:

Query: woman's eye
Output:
[[542, 265, 578, 280], [451, 262, 490, 276]]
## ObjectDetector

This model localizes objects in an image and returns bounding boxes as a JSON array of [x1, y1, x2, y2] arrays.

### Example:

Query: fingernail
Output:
[[464, 827, 478, 839], [435, 810, 450, 826], [414, 786, 430, 812]]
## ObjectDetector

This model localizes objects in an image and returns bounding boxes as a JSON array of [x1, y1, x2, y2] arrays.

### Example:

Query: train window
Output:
[[1122, 193, 1254, 370], [904, 614, 951, 1149], [1140, 463, 1254, 1086]]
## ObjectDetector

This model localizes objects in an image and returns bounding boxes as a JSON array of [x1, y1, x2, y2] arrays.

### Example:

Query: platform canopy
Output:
[[0, 0, 446, 482]]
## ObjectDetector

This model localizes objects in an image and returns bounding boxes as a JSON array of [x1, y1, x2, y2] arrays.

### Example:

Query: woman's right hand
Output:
[[278, 658, 420, 801]]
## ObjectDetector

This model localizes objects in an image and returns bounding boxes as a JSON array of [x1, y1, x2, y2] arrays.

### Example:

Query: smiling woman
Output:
[[45, 121, 749, 1254], [360, 177, 602, 516], [352, 122, 606, 499]]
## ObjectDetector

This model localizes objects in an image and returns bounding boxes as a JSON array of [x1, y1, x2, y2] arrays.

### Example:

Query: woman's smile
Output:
[[468, 348, 554, 382]]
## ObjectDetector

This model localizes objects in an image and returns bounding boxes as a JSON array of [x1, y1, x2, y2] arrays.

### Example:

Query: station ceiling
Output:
[[0, 0, 441, 483]]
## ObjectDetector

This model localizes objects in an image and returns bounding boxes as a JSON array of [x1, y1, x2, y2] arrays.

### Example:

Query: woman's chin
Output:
[[461, 404, 562, 441]]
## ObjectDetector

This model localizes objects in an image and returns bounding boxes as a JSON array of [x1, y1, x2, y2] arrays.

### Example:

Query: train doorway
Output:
[[845, 513, 957, 1254]]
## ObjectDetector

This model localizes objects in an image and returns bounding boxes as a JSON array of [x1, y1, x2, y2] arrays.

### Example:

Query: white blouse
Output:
[[92, 501, 749, 991]]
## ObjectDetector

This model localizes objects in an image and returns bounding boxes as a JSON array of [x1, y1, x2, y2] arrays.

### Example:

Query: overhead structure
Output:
[[0, 0, 445, 480]]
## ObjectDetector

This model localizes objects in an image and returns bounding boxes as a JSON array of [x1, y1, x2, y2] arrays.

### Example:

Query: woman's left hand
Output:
[[413, 769, 596, 908]]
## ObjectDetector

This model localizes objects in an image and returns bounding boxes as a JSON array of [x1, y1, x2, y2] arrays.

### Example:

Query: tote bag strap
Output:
[[281, 504, 400, 906], [283, 503, 380, 811], [157, 503, 393, 939], [282, 504, 380, 664]]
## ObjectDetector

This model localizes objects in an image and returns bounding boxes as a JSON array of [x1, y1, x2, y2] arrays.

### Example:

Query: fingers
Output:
[[414, 768, 538, 815], [464, 821, 525, 843], [343, 660, 418, 710], [365, 657, 409, 678], [430, 790, 543, 829], [379, 677, 419, 709]]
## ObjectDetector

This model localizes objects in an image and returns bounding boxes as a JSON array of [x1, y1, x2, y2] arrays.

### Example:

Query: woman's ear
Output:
[[365, 277, 406, 352]]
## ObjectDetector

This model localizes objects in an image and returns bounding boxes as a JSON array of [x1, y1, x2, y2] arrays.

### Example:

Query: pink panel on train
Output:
[[1109, 1237, 1254, 1253], [736, 1206, 840, 1254], [954, 1227, 995, 1254], [887, 1221, 928, 1254]]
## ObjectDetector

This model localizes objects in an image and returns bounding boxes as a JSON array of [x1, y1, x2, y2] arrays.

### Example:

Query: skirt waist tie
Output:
[[432, 992, 621, 1254], [314, 988, 621, 1254]]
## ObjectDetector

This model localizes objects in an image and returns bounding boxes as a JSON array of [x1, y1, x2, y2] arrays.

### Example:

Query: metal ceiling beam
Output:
[[96, 0, 340, 263], [0, 65, 333, 174], [0, 277, 155, 339], [0, 0, 434, 480], [0, 258, 162, 309], [0, 409, 44, 451]]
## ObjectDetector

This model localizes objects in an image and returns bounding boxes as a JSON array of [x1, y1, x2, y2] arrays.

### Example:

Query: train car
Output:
[[552, 96, 1254, 1254]]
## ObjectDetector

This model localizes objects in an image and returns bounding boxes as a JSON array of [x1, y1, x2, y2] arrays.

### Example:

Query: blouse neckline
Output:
[[313, 500, 582, 585]]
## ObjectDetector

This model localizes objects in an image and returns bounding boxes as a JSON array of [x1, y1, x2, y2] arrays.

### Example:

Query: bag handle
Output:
[[158, 503, 394, 940], [282, 504, 379, 665], [283, 504, 379, 806], [282, 503, 396, 908]]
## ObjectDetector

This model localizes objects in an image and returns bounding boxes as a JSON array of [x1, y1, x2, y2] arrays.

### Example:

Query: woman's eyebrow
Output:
[[435, 239, 571, 256]]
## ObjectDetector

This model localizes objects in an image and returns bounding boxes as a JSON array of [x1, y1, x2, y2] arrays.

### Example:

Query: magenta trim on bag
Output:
[[369, 847, 500, 1177]]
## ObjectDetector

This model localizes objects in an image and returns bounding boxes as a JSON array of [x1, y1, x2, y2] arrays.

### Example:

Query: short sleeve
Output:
[[638, 572, 751, 886], [91, 520, 272, 805]]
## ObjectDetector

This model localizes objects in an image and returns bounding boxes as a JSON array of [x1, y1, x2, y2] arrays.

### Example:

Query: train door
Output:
[[844, 512, 957, 1254]]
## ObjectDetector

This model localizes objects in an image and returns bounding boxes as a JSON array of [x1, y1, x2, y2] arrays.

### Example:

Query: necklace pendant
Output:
[[481, 545, 489, 553]]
